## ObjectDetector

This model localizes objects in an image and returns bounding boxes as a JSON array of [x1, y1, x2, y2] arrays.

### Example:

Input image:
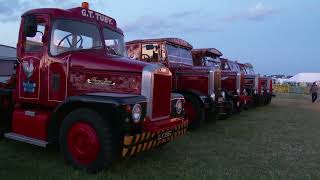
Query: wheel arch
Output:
[[48, 100, 121, 145], [47, 94, 147, 145], [173, 89, 204, 107]]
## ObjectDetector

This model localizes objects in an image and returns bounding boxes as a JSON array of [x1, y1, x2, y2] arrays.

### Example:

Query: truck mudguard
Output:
[[48, 93, 147, 144]]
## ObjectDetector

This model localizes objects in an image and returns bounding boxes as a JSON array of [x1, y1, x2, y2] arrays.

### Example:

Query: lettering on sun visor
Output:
[[81, 9, 116, 26]]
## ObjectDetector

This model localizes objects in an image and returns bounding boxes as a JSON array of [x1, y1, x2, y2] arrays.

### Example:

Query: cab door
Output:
[[17, 14, 50, 104]]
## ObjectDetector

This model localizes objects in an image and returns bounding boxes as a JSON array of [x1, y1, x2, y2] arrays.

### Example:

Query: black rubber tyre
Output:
[[184, 94, 205, 129], [0, 95, 13, 136], [59, 108, 119, 173], [258, 95, 264, 106], [265, 96, 272, 105], [219, 100, 233, 120]]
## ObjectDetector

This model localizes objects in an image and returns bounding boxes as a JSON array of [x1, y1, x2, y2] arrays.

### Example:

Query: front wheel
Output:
[[59, 108, 118, 173], [184, 94, 205, 129], [265, 95, 272, 105]]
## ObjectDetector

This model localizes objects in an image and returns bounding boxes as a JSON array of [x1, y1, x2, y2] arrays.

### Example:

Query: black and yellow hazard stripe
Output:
[[122, 120, 188, 157]]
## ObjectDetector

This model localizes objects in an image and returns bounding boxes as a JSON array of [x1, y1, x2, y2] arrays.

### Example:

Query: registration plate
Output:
[[157, 130, 172, 140], [218, 97, 224, 102]]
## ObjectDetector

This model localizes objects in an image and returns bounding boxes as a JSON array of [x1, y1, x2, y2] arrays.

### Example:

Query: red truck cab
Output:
[[126, 38, 222, 128], [239, 63, 274, 105], [192, 48, 243, 114], [219, 58, 248, 110], [0, 3, 187, 173], [238, 62, 259, 106], [259, 76, 274, 104]]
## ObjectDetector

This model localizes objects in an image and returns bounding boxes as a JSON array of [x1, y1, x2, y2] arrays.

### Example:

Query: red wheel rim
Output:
[[67, 122, 100, 165], [185, 101, 197, 124]]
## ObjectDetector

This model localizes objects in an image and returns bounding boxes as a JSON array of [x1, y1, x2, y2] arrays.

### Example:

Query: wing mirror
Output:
[[24, 15, 37, 37]]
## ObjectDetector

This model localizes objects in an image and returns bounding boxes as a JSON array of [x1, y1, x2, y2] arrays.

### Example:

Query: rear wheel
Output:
[[184, 94, 205, 129], [0, 95, 13, 138], [265, 95, 272, 105], [59, 108, 118, 173]]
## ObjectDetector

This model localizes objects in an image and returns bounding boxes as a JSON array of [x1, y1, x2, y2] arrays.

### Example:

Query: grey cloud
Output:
[[0, 0, 79, 23], [123, 10, 220, 38], [223, 2, 277, 22]]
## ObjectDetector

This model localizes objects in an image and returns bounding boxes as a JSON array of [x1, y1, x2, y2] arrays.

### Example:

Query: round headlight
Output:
[[236, 89, 240, 94], [221, 91, 226, 99], [132, 104, 142, 123], [254, 89, 257, 94], [210, 93, 216, 100], [175, 99, 183, 115]]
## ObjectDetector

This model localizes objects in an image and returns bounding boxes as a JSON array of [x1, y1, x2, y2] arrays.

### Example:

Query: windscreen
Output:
[[50, 19, 102, 56], [167, 44, 193, 65], [203, 56, 220, 67], [229, 62, 241, 72], [103, 28, 126, 56], [245, 67, 255, 75]]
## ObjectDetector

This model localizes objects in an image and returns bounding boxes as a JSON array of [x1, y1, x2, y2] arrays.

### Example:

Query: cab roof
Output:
[[244, 63, 253, 68], [192, 48, 223, 57], [126, 38, 193, 50], [235, 61, 253, 68], [23, 7, 123, 35]]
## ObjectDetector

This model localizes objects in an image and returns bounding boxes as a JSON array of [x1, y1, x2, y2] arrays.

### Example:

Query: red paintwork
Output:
[[143, 117, 185, 132], [192, 49, 247, 108], [23, 8, 120, 34], [238, 62, 259, 94], [0, 6, 184, 142], [191, 49, 238, 95], [152, 73, 171, 119], [12, 108, 51, 140], [126, 38, 220, 96], [126, 38, 221, 124], [67, 122, 100, 165], [219, 58, 242, 94], [174, 66, 212, 95], [260, 77, 273, 94]]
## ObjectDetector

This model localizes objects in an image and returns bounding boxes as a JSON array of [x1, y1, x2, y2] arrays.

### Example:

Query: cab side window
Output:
[[141, 43, 160, 62], [25, 23, 45, 52]]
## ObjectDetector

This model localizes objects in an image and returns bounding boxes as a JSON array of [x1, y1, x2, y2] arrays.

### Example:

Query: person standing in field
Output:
[[310, 82, 319, 103]]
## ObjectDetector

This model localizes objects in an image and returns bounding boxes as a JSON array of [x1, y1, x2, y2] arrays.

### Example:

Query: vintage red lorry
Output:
[[0, 3, 188, 173], [126, 38, 226, 128], [237, 62, 260, 105], [192, 48, 244, 113], [259, 76, 274, 104], [238, 63, 274, 105]]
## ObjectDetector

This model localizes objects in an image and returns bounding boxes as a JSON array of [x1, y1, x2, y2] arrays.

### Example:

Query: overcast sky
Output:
[[0, 0, 319, 75]]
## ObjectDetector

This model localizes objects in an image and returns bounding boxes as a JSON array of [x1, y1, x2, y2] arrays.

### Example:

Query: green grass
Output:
[[1, 94, 320, 180]]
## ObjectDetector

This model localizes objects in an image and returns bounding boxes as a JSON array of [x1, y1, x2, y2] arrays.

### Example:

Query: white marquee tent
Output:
[[285, 73, 320, 83]]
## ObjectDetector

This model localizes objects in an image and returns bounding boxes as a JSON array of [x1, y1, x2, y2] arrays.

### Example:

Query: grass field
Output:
[[1, 94, 320, 180]]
